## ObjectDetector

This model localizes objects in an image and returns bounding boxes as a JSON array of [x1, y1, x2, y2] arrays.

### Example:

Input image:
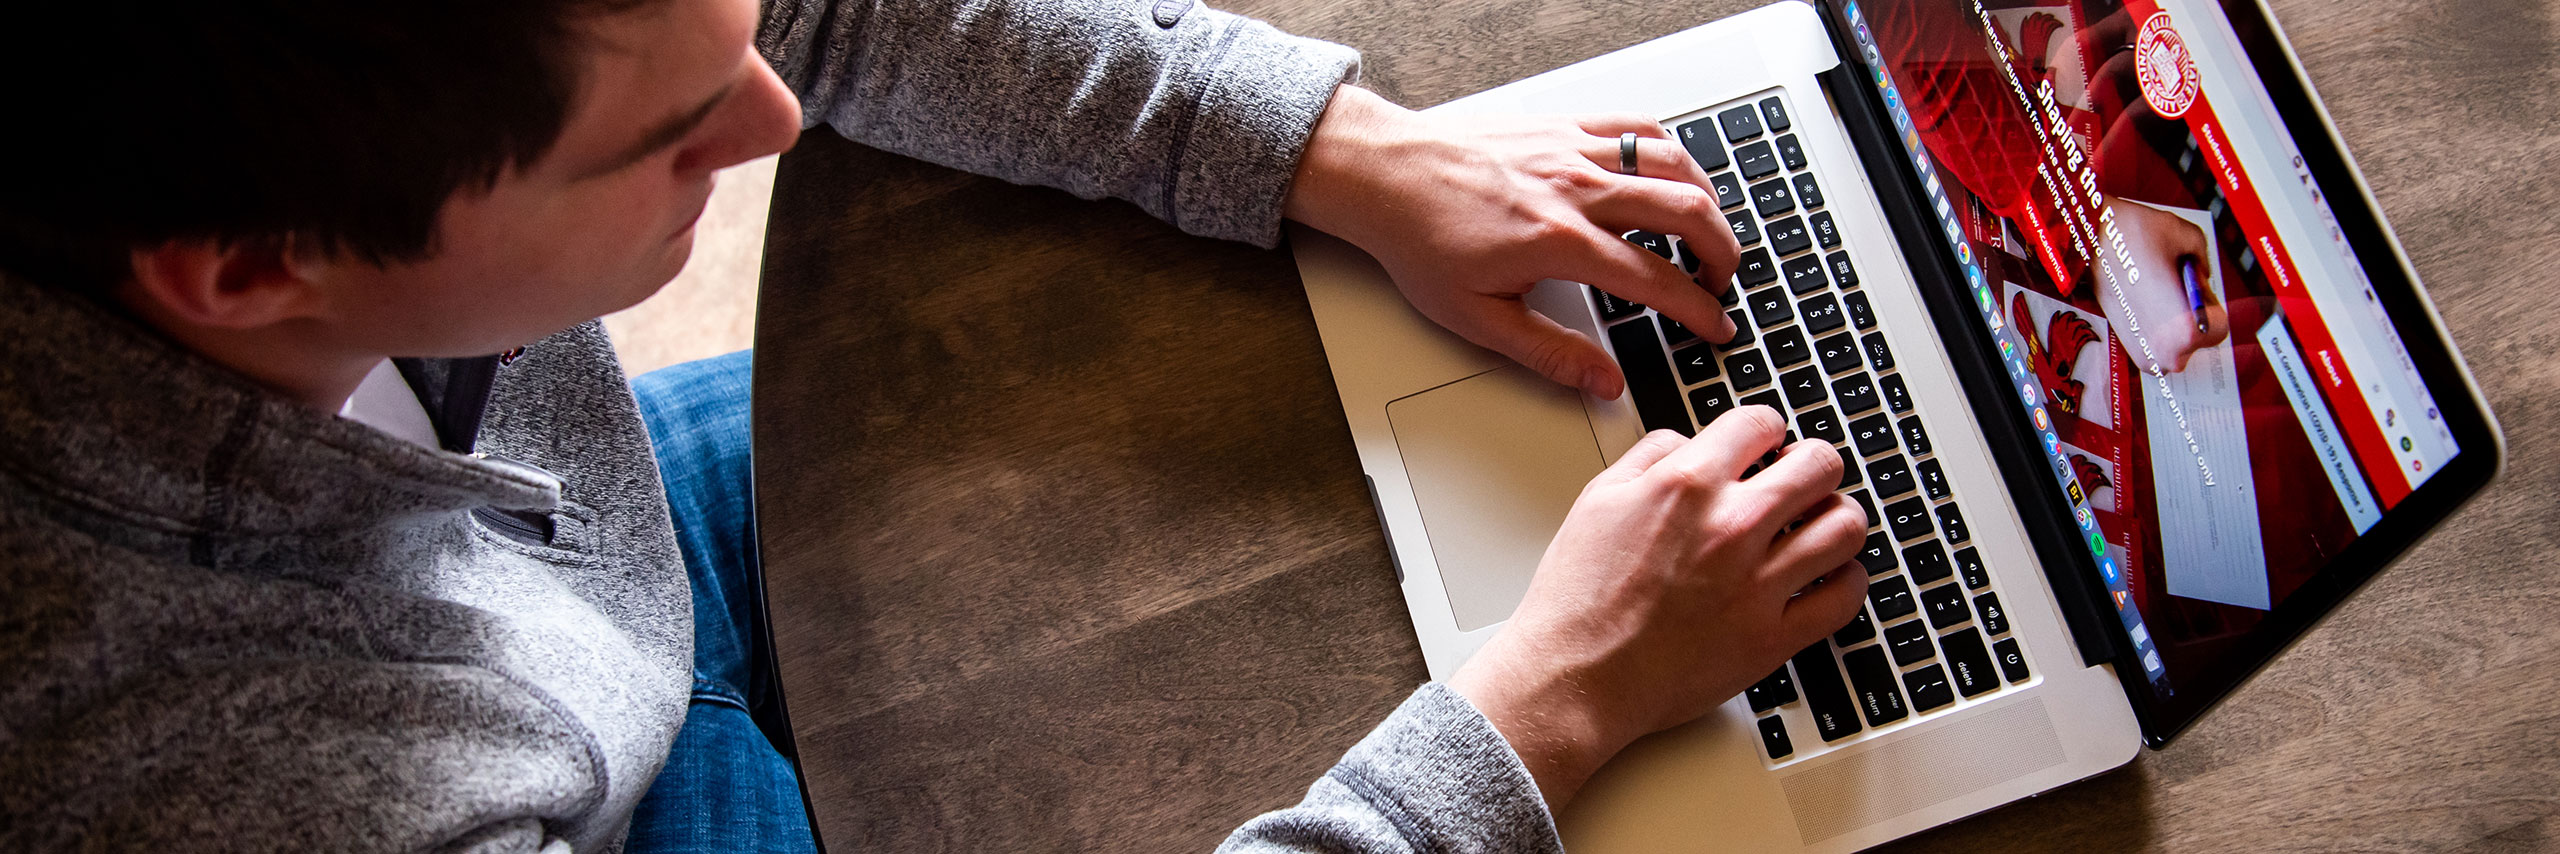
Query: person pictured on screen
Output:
[[0, 1, 1865, 851]]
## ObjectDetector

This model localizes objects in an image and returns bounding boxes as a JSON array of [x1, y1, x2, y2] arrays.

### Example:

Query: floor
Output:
[[601, 154, 778, 377]]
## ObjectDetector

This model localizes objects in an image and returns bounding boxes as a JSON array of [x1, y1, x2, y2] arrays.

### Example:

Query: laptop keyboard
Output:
[[1595, 92, 2034, 764]]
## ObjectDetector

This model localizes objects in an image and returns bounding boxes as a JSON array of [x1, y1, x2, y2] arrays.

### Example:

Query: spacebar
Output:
[[1604, 315, 1691, 436]]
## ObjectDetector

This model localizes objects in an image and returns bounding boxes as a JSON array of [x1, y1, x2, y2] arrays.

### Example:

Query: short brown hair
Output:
[[0, 0, 658, 292]]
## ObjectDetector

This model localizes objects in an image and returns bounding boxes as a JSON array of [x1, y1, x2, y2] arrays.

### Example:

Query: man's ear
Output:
[[124, 237, 330, 330]]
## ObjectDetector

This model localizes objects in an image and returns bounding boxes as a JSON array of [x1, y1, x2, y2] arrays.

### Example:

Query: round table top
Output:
[[751, 0, 2560, 849]]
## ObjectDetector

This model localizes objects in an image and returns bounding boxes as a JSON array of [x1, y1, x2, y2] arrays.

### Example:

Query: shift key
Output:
[[1790, 644, 1863, 742]]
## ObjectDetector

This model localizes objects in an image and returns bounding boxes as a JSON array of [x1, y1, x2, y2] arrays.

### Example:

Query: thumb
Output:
[[1451, 297, 1625, 400]]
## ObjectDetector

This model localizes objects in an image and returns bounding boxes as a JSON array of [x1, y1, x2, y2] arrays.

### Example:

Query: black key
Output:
[[1827, 252, 1861, 289], [1862, 333, 1895, 372], [1747, 667, 1798, 713], [1673, 238, 1701, 275], [1955, 546, 1988, 589], [1775, 134, 1807, 170], [1993, 637, 2031, 683], [1711, 172, 1746, 209], [1780, 366, 1829, 410], [1918, 458, 1951, 500], [1722, 310, 1754, 347], [1898, 417, 1933, 455], [1626, 229, 1674, 259], [1749, 289, 1793, 329], [1690, 384, 1736, 425], [1836, 445, 1862, 488], [1833, 372, 1879, 415], [1904, 664, 1956, 713], [1735, 247, 1779, 288], [1938, 628, 2000, 697], [1798, 405, 1844, 444], [1742, 389, 1784, 415], [1851, 414, 1896, 458], [1816, 333, 1861, 375], [1884, 620, 1935, 666], [1868, 575, 1915, 622], [1717, 282, 1742, 308], [1758, 715, 1795, 759], [1663, 317, 1698, 346], [1974, 592, 2009, 635], [1725, 350, 1773, 392], [1842, 646, 1909, 726], [1719, 104, 1764, 142], [1793, 173, 1825, 209], [1792, 644, 1862, 741], [1735, 140, 1780, 180], [1809, 211, 1841, 250], [1867, 455, 1914, 499], [1782, 254, 1829, 296], [1767, 216, 1812, 257], [1921, 583, 1970, 630], [1764, 327, 1811, 369], [1844, 290, 1876, 331], [1937, 502, 1972, 544], [1730, 210, 1764, 247], [1850, 489, 1879, 528], [1799, 293, 1845, 335], [1834, 606, 1877, 644], [1751, 178, 1795, 218], [1760, 96, 1792, 132], [1670, 343, 1720, 386], [1881, 374, 1913, 414], [1607, 315, 1693, 435], [1885, 496, 1932, 542], [1675, 117, 1730, 172], [1857, 532, 1896, 575], [1592, 286, 1645, 321], [1903, 540, 1951, 586]]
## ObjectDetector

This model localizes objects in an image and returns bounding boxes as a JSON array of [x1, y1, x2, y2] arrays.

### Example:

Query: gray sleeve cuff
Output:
[[1218, 683, 1563, 854], [757, 0, 1357, 249], [1167, 14, 1360, 248]]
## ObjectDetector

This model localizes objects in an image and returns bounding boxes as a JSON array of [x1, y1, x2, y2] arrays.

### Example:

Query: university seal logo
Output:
[[2135, 12, 2203, 119]]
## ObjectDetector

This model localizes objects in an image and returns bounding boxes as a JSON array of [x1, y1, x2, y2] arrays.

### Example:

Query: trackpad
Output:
[[1386, 365, 1607, 632]]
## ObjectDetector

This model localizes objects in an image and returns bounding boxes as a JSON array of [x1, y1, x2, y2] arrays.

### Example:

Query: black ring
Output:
[[1619, 132, 1640, 176]]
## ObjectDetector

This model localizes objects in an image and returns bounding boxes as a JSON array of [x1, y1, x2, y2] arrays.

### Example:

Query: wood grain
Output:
[[754, 0, 2560, 850]]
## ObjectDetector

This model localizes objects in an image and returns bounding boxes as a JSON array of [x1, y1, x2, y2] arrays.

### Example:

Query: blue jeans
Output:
[[626, 350, 819, 854]]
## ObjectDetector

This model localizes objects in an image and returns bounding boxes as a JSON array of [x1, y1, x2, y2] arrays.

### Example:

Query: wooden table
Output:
[[751, 0, 2560, 849]]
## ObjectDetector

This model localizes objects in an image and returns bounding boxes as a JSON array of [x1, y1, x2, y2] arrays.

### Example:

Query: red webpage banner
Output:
[[2113, 0, 2410, 506], [1866, 0, 2389, 665]]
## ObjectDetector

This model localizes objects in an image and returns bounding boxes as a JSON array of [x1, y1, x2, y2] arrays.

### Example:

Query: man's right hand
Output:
[[1446, 408, 1869, 809]]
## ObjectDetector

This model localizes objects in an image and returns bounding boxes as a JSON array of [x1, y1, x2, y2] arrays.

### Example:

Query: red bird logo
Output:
[[2022, 12, 2068, 75], [2070, 453, 2113, 497], [2011, 293, 2103, 414]]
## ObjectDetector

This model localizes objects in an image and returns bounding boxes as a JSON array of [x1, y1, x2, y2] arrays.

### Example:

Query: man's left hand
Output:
[[1283, 85, 1742, 400]]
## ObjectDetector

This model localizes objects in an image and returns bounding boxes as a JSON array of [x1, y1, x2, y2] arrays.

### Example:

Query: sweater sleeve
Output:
[[1216, 683, 1566, 854], [757, 0, 1360, 247]]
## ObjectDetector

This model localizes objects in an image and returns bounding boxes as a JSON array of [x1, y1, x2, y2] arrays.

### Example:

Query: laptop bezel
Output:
[[1809, 0, 2504, 747]]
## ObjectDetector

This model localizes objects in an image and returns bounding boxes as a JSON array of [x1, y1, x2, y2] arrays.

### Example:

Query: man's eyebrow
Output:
[[572, 82, 736, 180]]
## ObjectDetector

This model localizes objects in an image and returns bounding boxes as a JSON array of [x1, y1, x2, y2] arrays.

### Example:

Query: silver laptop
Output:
[[1292, 1, 2503, 850]]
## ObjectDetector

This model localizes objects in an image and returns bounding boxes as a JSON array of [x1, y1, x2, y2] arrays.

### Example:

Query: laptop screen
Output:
[[1829, 0, 2468, 709]]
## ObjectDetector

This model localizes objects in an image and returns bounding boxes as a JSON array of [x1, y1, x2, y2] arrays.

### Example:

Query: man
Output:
[[0, 0, 1868, 851]]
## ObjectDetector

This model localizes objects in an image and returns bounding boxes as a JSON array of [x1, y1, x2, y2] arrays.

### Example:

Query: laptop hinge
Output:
[[1809, 22, 2129, 671]]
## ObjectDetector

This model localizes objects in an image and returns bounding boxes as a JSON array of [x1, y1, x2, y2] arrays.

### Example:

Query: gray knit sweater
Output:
[[0, 1, 1560, 851]]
